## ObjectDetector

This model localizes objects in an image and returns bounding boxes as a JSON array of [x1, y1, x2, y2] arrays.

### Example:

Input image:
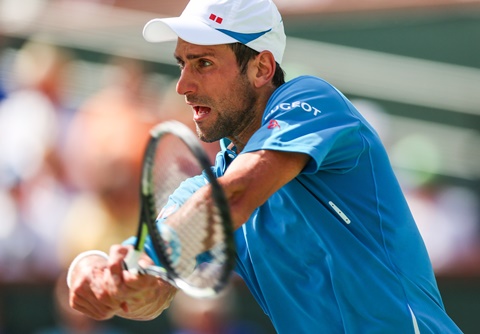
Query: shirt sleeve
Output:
[[243, 76, 366, 174]]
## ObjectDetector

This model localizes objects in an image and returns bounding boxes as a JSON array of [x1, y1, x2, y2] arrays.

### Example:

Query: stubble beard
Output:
[[196, 76, 258, 144]]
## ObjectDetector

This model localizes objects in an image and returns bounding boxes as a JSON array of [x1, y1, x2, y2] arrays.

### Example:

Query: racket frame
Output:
[[127, 120, 235, 298]]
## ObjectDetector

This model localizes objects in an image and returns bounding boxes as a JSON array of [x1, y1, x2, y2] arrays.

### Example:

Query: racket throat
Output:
[[123, 249, 144, 273]]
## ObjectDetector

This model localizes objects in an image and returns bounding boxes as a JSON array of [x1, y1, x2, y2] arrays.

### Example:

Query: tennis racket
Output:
[[123, 120, 235, 298]]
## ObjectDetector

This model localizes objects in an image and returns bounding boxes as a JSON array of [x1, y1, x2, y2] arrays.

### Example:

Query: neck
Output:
[[228, 86, 276, 152]]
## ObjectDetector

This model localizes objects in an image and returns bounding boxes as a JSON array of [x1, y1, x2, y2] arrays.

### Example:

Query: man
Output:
[[68, 0, 462, 332]]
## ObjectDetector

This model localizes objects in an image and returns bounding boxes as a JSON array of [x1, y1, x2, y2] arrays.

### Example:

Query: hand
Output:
[[68, 245, 177, 321]]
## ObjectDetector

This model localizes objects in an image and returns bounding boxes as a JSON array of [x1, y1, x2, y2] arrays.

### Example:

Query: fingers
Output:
[[108, 245, 129, 278], [104, 245, 130, 295], [107, 246, 172, 307], [69, 245, 173, 320], [69, 266, 118, 320], [70, 287, 115, 320], [68, 246, 132, 320], [103, 245, 156, 311]]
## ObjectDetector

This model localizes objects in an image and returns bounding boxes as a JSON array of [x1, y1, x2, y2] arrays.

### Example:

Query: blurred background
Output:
[[0, 0, 479, 333]]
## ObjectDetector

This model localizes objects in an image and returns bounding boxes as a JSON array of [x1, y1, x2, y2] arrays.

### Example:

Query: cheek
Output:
[[221, 76, 252, 103], [209, 81, 238, 108], [204, 70, 253, 111]]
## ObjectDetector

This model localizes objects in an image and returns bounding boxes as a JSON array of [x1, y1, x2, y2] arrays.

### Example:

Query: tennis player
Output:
[[68, 0, 463, 332]]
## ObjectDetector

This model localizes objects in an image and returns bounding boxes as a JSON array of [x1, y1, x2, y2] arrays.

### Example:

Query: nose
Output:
[[176, 67, 196, 96]]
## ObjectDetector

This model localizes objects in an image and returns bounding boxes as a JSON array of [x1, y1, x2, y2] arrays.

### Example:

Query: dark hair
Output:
[[228, 43, 285, 88]]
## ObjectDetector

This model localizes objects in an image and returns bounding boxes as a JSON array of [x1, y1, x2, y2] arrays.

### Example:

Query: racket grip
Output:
[[123, 249, 143, 274]]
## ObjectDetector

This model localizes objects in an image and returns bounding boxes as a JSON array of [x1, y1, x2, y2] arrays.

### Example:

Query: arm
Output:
[[68, 150, 304, 320], [68, 245, 177, 321], [222, 149, 310, 229], [172, 149, 309, 231]]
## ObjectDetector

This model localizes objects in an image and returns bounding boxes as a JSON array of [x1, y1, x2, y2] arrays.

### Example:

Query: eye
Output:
[[199, 59, 213, 68]]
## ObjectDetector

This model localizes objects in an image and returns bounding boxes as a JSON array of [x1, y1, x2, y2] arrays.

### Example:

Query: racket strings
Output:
[[151, 134, 230, 290], [170, 200, 229, 288]]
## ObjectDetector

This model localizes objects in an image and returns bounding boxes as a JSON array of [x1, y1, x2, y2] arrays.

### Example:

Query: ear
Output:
[[250, 51, 276, 88]]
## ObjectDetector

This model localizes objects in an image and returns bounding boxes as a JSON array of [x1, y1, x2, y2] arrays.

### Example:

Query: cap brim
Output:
[[143, 17, 238, 45]]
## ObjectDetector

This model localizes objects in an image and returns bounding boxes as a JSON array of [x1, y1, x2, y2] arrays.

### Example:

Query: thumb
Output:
[[107, 245, 130, 287]]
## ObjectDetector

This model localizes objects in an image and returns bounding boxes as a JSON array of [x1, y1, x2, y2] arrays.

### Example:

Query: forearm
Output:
[[221, 150, 310, 229]]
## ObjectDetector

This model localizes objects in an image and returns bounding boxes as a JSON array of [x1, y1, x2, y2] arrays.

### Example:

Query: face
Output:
[[174, 39, 259, 144]]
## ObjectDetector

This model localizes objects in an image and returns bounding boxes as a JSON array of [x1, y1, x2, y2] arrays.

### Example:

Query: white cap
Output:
[[143, 0, 286, 64]]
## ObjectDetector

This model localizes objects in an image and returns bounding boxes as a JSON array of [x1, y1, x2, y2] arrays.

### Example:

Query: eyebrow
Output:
[[174, 50, 217, 63]]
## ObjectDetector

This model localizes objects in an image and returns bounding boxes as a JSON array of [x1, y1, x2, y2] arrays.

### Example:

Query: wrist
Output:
[[66, 250, 109, 288]]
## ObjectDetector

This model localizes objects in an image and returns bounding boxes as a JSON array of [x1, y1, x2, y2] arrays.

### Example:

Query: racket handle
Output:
[[123, 249, 143, 274]]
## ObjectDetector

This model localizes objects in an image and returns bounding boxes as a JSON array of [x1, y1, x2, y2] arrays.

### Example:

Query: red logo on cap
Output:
[[209, 13, 223, 24]]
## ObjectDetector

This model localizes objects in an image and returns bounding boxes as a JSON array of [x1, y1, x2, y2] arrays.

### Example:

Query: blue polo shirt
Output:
[[139, 76, 461, 333]]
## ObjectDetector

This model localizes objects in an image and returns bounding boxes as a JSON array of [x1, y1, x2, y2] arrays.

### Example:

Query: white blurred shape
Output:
[[0, 0, 47, 32]]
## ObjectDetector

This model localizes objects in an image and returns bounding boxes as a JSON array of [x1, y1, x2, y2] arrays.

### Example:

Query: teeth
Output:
[[197, 107, 210, 115]]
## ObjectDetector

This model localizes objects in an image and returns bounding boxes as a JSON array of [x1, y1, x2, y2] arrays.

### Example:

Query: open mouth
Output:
[[194, 106, 211, 116]]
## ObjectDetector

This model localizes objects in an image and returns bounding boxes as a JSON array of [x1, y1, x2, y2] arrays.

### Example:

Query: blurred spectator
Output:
[[389, 133, 480, 275], [355, 99, 480, 276], [56, 57, 161, 268], [0, 40, 75, 282], [406, 182, 480, 276]]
